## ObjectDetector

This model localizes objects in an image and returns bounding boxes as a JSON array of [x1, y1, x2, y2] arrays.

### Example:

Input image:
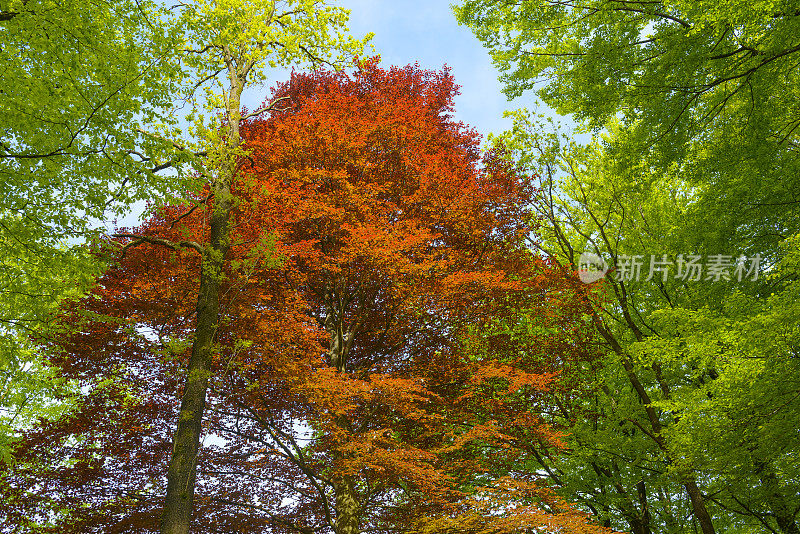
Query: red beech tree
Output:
[[0, 61, 610, 534]]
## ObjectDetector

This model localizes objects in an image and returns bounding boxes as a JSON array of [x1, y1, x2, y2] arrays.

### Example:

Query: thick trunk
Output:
[[333, 475, 361, 534], [160, 180, 233, 534], [160, 65, 242, 532], [635, 480, 652, 534], [324, 291, 360, 534], [628, 517, 648, 534], [684, 480, 716, 534]]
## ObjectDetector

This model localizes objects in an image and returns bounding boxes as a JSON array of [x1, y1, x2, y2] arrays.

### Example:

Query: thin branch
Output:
[[0, 0, 28, 21], [135, 127, 194, 153], [167, 192, 214, 230], [607, 3, 691, 28], [242, 95, 292, 120]]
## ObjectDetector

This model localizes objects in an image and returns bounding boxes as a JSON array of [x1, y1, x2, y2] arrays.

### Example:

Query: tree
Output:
[[452, 0, 800, 152], [490, 113, 800, 534], [104, 3, 367, 533], [454, 2, 800, 532], [0, 62, 610, 534], [452, 0, 800, 299], [0, 0, 187, 458], [1, 3, 367, 531]]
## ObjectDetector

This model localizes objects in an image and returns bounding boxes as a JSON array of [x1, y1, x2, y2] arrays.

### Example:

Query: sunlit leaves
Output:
[[0, 62, 609, 534]]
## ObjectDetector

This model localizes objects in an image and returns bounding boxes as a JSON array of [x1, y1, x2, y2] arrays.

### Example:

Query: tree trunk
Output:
[[635, 480, 652, 534], [594, 323, 716, 534], [160, 61, 243, 533], [324, 288, 361, 534], [160, 178, 234, 534], [334, 475, 361, 534], [684, 480, 716, 534]]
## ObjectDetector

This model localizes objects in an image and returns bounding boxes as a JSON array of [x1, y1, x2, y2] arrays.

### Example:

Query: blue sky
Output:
[[116, 2, 545, 230], [338, 0, 523, 142], [237, 1, 543, 144]]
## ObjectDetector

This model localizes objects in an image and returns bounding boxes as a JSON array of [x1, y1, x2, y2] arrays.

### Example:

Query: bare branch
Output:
[[242, 95, 292, 120]]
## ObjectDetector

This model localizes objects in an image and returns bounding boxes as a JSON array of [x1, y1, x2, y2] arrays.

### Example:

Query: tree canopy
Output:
[[453, 0, 800, 258], [454, 1, 800, 532], [0, 0, 186, 453], [3, 1, 797, 533], [0, 62, 610, 534]]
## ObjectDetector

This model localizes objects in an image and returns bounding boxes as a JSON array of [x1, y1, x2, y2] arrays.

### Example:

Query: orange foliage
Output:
[[0, 60, 611, 534]]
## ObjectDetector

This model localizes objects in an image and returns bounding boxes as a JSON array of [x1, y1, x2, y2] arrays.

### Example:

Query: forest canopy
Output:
[[1, 1, 798, 533], [0, 61, 610, 534]]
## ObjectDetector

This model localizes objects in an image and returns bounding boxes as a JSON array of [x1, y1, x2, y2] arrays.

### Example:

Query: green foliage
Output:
[[0, 224, 95, 462], [0, 0, 188, 230], [491, 111, 800, 532], [0, 0, 192, 460], [0, 0, 370, 465], [454, 0, 800, 257], [172, 0, 371, 162], [457, 1, 800, 530], [454, 0, 800, 137]]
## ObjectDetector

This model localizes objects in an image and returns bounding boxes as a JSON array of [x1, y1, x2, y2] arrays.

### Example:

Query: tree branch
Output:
[[135, 127, 195, 153], [242, 95, 292, 120], [112, 233, 205, 256], [167, 192, 213, 230]]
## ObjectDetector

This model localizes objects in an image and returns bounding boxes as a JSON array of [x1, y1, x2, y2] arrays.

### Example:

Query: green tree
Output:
[[492, 113, 800, 534], [453, 0, 800, 261], [2, 2, 368, 532], [452, 0, 800, 142], [0, 0, 189, 459], [104, 3, 369, 533], [455, 2, 800, 532]]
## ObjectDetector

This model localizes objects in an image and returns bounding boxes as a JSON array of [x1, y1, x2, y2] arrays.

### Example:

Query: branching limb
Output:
[[242, 95, 292, 120], [112, 233, 205, 256], [167, 192, 213, 230], [135, 127, 196, 153]]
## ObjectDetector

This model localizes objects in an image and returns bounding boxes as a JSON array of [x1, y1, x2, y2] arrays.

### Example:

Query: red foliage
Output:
[[0, 60, 609, 534]]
